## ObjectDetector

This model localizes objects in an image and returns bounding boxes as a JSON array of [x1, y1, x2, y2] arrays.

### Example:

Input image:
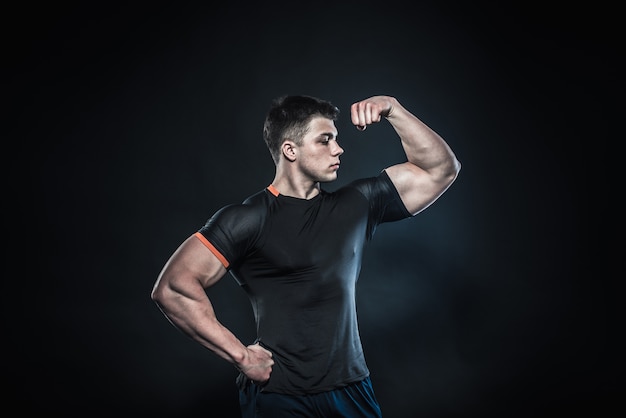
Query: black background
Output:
[[7, 2, 622, 417]]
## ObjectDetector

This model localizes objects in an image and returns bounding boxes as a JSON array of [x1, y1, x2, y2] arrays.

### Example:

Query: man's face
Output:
[[296, 117, 344, 183]]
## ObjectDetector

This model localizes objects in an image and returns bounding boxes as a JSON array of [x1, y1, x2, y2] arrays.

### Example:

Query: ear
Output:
[[281, 141, 297, 162]]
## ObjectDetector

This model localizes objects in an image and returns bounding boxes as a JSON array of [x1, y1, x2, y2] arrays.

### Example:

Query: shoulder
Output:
[[205, 189, 272, 231], [341, 170, 412, 221], [343, 170, 395, 198]]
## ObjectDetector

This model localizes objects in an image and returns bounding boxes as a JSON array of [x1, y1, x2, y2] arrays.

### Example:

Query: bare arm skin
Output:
[[351, 96, 461, 215], [151, 235, 274, 382]]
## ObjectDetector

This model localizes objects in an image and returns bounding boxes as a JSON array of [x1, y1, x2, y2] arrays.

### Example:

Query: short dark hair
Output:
[[263, 95, 340, 165]]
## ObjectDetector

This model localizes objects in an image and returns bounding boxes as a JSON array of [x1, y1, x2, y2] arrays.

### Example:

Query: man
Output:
[[151, 94, 461, 417]]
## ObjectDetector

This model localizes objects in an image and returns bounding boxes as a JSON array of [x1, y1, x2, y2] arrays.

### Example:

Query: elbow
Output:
[[429, 153, 461, 188], [151, 283, 176, 317], [151, 281, 165, 305], [452, 158, 461, 179], [442, 157, 461, 186]]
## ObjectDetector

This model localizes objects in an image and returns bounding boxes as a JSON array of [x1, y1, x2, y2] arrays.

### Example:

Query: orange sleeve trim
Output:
[[193, 232, 230, 268], [267, 184, 279, 197]]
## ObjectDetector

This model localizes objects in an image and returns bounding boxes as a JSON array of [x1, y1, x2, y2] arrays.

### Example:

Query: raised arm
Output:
[[351, 96, 461, 215], [151, 235, 273, 382]]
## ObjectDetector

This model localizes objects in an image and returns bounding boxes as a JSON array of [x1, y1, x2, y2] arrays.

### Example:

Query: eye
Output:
[[319, 134, 338, 145]]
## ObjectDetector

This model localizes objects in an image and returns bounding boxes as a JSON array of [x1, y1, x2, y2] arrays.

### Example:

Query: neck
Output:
[[271, 172, 321, 200]]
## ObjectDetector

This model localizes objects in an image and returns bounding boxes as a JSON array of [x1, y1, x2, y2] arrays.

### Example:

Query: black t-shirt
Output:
[[198, 170, 411, 395]]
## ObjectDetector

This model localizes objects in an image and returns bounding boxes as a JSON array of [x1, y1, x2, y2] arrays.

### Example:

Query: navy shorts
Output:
[[238, 376, 383, 417]]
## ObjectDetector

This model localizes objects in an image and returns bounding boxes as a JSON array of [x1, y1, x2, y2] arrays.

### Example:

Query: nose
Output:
[[331, 141, 344, 156]]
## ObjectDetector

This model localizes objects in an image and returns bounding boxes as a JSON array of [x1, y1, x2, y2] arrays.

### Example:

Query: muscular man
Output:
[[152, 94, 461, 417]]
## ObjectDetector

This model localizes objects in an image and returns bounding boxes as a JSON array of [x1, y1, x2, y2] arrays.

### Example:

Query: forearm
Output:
[[386, 98, 460, 180], [153, 284, 248, 366]]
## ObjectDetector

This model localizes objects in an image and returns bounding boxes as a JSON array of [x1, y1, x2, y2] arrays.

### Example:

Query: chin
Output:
[[320, 174, 338, 183]]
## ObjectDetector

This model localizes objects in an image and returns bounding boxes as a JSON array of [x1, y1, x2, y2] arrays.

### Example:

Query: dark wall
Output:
[[8, 2, 621, 417]]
